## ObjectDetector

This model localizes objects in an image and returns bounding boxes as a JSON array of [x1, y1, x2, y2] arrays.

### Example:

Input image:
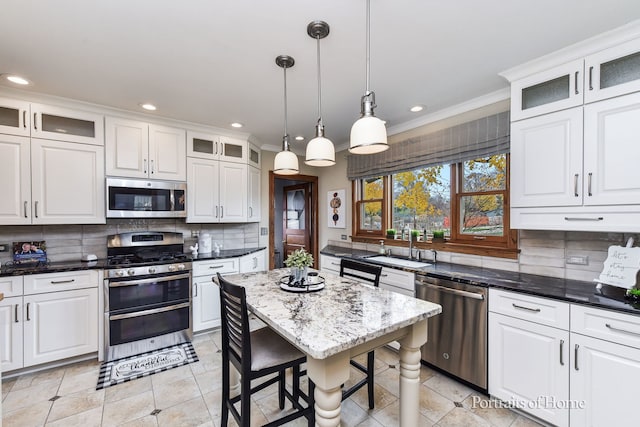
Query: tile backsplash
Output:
[[328, 229, 640, 283], [0, 220, 259, 265]]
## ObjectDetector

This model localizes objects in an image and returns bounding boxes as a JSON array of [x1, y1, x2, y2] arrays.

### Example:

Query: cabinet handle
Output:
[[215, 141, 219, 155], [253, 257, 257, 269], [564, 216, 603, 221], [209, 265, 225, 269], [24, 201, 28, 218], [26, 302, 30, 321], [193, 283, 198, 297], [23, 110, 27, 129], [144, 159, 148, 174], [588, 66, 594, 90], [605, 323, 640, 337], [587, 172, 593, 196], [34, 201, 38, 218], [512, 303, 541, 313], [574, 71, 579, 95], [151, 159, 155, 174], [215, 206, 219, 218], [249, 206, 253, 218], [50, 279, 75, 284], [574, 174, 579, 197], [14, 304, 19, 323], [33, 112, 37, 130], [574, 344, 579, 370], [220, 206, 224, 218], [560, 339, 565, 366], [331, 262, 340, 266]]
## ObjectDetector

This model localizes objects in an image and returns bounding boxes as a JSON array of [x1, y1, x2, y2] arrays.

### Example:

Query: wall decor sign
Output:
[[328, 189, 345, 228], [13, 240, 47, 264]]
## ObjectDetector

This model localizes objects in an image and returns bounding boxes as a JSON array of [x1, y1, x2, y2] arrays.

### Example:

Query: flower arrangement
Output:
[[284, 248, 314, 268]]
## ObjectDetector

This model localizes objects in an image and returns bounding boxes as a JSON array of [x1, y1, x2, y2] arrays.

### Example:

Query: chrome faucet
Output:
[[431, 249, 438, 264], [408, 231, 414, 260]]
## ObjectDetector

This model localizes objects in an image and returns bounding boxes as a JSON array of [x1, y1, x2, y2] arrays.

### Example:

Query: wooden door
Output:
[[283, 183, 311, 258]]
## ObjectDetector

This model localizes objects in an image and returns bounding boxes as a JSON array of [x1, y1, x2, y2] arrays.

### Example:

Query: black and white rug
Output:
[[96, 342, 198, 390]]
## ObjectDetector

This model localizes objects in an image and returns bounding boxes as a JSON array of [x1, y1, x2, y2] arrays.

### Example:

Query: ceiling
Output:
[[2, 0, 640, 152]]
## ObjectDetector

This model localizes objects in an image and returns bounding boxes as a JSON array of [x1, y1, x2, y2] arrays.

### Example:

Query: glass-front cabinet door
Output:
[[248, 143, 261, 168], [219, 136, 246, 164], [510, 59, 584, 121], [30, 103, 104, 145], [187, 131, 219, 160], [584, 37, 640, 104], [0, 97, 30, 137]]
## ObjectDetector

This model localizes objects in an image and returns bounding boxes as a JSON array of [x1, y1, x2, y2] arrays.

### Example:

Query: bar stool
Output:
[[217, 273, 314, 427]]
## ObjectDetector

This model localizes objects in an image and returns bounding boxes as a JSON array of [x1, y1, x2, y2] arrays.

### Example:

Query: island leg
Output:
[[306, 352, 350, 427], [397, 319, 429, 427]]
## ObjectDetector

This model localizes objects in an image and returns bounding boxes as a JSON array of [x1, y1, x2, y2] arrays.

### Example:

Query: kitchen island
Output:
[[223, 268, 442, 427]]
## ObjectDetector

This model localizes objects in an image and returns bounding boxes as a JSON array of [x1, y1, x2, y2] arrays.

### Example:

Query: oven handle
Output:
[[416, 281, 485, 300], [108, 273, 191, 287], [109, 302, 190, 321]]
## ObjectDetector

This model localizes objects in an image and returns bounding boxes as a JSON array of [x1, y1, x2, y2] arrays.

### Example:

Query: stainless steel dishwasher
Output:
[[415, 273, 488, 391]]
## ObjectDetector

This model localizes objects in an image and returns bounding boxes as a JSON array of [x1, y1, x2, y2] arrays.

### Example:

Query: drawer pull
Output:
[[209, 265, 225, 269], [50, 279, 75, 284], [574, 344, 579, 371], [560, 339, 565, 366], [564, 216, 603, 221], [605, 323, 640, 337], [512, 303, 541, 313]]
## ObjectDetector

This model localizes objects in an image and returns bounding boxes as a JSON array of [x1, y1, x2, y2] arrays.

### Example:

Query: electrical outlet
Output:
[[191, 230, 199, 238], [566, 255, 589, 265], [341, 235, 347, 240], [0, 243, 8, 252], [260, 227, 268, 236]]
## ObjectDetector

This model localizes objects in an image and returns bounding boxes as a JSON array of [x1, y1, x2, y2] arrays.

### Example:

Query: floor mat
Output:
[[96, 341, 198, 390]]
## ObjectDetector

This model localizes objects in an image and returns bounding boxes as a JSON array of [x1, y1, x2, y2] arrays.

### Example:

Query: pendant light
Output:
[[273, 55, 299, 175], [305, 20, 335, 167], [349, 0, 389, 154]]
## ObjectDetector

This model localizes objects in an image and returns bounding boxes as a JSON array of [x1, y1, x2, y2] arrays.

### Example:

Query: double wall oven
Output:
[[104, 231, 192, 361]]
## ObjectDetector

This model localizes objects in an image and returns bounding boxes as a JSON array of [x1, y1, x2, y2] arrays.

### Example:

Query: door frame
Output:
[[269, 171, 318, 269]]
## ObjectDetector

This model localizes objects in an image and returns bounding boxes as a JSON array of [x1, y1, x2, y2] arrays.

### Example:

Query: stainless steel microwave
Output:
[[106, 178, 187, 218]]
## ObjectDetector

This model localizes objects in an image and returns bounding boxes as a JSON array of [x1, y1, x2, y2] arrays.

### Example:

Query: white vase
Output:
[[291, 266, 308, 283]]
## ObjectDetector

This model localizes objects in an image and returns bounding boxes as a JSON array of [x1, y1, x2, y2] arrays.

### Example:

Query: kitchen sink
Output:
[[364, 256, 431, 269]]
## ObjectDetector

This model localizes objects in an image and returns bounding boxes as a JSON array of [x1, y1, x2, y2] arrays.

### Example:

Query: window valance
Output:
[[347, 110, 510, 180]]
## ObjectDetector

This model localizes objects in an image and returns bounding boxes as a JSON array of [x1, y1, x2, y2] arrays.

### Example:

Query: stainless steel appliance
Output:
[[415, 273, 488, 391], [106, 177, 186, 218], [104, 231, 192, 361]]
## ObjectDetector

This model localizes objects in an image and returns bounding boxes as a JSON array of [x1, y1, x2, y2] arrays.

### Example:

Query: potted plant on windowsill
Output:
[[432, 230, 445, 243], [284, 249, 314, 282], [386, 229, 396, 239]]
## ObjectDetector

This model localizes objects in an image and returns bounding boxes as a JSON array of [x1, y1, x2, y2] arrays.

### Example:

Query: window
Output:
[[353, 153, 514, 254]]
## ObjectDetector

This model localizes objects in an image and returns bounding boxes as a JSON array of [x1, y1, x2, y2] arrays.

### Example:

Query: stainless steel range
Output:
[[104, 231, 192, 361]]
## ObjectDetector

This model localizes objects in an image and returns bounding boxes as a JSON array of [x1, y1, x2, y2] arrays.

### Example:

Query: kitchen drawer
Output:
[[320, 255, 341, 274], [193, 258, 239, 277], [24, 270, 99, 295], [571, 304, 640, 349], [380, 282, 414, 297], [380, 267, 414, 293], [489, 289, 570, 329], [0, 276, 23, 297]]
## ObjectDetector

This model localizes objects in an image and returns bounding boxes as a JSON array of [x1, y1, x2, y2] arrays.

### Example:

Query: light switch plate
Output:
[[566, 255, 589, 265]]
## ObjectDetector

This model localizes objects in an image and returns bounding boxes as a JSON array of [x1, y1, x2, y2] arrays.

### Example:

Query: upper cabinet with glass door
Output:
[[248, 142, 261, 168], [0, 99, 103, 145], [584, 38, 640, 103], [187, 131, 247, 164]]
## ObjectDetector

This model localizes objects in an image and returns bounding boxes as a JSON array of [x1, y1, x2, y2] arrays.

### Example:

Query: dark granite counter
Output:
[[189, 247, 265, 261], [320, 245, 640, 316]]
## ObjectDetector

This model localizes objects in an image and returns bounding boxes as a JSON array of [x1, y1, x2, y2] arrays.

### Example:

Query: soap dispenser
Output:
[[378, 240, 386, 255]]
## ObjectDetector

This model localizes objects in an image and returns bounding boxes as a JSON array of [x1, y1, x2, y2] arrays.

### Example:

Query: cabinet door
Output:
[[186, 157, 219, 223], [510, 108, 583, 207], [31, 138, 105, 224], [23, 288, 98, 367], [489, 313, 569, 427], [192, 278, 220, 332], [570, 333, 640, 427], [248, 166, 261, 222], [584, 37, 640, 104], [0, 97, 30, 137], [0, 134, 31, 224], [105, 116, 149, 178], [239, 250, 266, 273], [219, 136, 246, 164], [31, 103, 103, 145], [219, 162, 247, 222], [248, 143, 261, 168], [511, 59, 584, 121], [187, 131, 219, 160], [149, 124, 186, 181], [0, 296, 23, 372], [583, 92, 640, 205]]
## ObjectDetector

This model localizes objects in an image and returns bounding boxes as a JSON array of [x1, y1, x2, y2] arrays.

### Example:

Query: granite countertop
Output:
[[0, 247, 266, 277], [320, 245, 640, 316], [225, 268, 442, 359]]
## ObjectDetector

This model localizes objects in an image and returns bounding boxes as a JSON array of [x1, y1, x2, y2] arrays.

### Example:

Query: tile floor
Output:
[[1, 331, 545, 426]]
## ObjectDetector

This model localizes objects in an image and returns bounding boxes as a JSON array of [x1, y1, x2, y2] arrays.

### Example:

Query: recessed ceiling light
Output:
[[140, 103, 157, 111], [6, 75, 30, 85], [231, 122, 243, 128], [410, 105, 424, 113], [295, 136, 305, 141]]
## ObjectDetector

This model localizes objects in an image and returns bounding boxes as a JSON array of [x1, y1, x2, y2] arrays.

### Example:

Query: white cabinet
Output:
[[186, 131, 247, 163], [248, 165, 261, 222], [0, 135, 105, 225], [584, 37, 640, 104], [320, 254, 341, 275], [186, 157, 247, 223], [106, 116, 186, 181], [1, 271, 99, 373], [0, 97, 31, 137], [192, 258, 239, 332], [248, 143, 261, 168], [379, 267, 415, 297], [239, 249, 266, 273]]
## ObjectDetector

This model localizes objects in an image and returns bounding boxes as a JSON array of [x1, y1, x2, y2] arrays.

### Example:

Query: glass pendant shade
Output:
[[350, 115, 388, 154], [274, 147, 299, 175]]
